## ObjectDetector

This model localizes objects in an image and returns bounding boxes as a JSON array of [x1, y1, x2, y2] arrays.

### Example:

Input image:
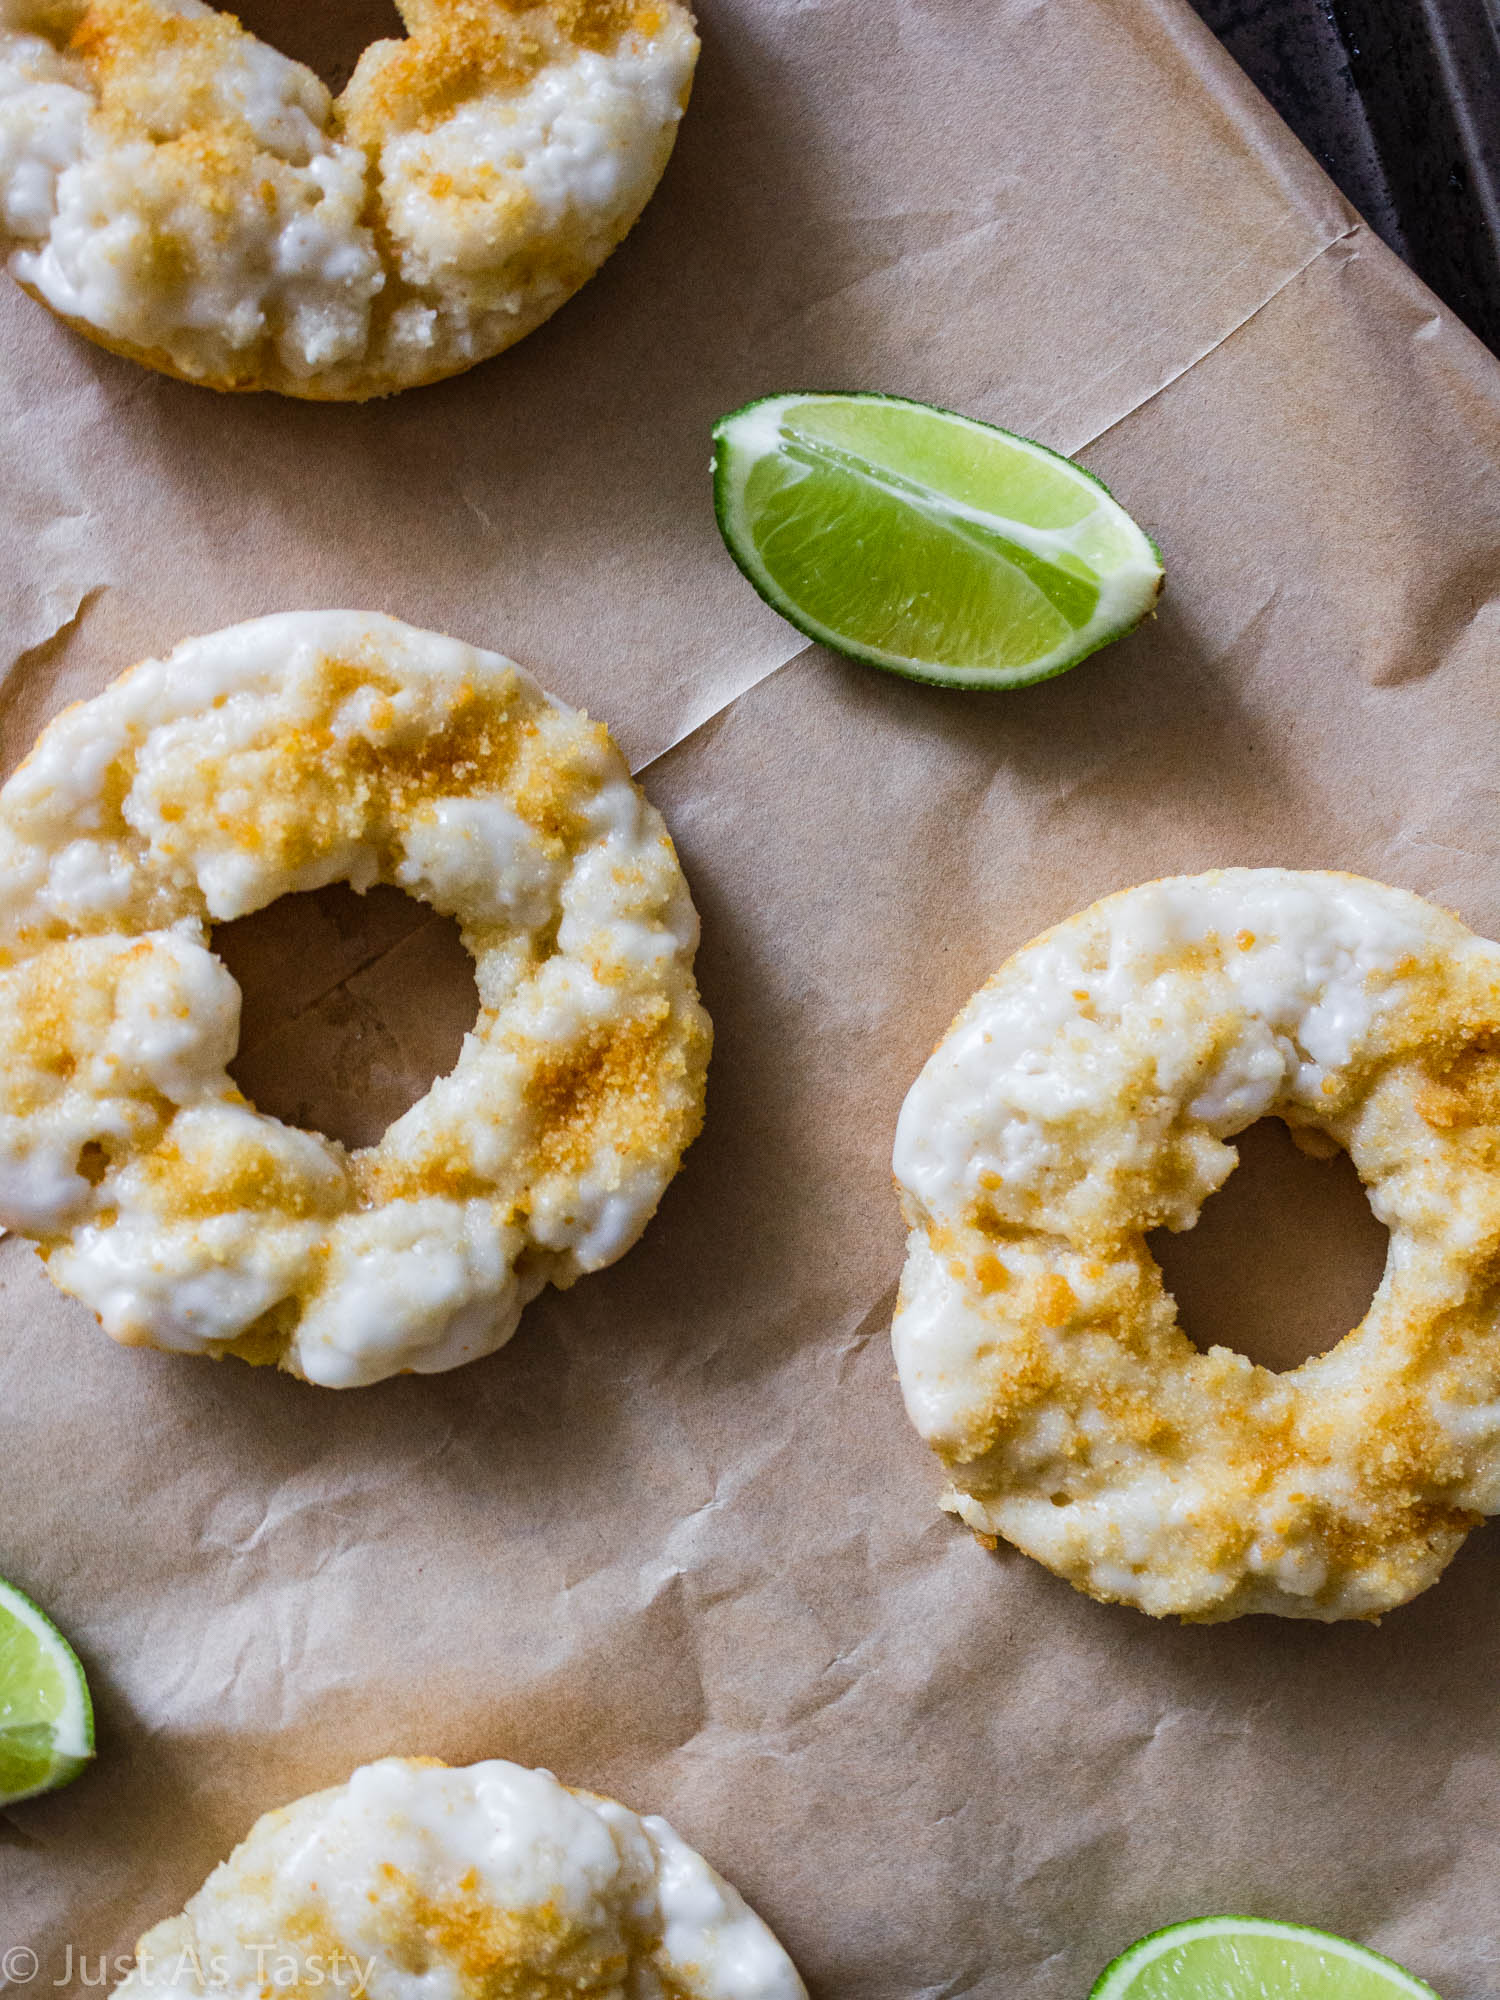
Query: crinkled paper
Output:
[[3, 2, 1500, 1994]]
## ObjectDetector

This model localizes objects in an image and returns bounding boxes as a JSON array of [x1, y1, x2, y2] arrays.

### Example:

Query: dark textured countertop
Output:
[[1188, 0, 1500, 351]]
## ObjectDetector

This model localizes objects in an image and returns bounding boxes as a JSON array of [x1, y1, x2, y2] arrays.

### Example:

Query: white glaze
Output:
[[115, 1758, 807, 2000], [0, 612, 709, 1386]]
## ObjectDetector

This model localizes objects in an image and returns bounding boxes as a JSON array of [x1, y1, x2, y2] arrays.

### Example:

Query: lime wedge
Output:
[[1092, 1917, 1442, 2000], [0, 1577, 94, 1806], [711, 391, 1163, 690]]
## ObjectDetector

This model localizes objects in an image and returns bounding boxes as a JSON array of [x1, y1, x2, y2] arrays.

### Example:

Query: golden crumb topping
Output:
[[0, 613, 710, 1388], [893, 869, 1500, 1621], [1, 0, 699, 397]]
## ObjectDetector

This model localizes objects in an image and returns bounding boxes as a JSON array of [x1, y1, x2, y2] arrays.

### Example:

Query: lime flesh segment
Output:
[[0, 1578, 94, 1805], [1092, 1917, 1443, 2000], [712, 392, 1163, 689]]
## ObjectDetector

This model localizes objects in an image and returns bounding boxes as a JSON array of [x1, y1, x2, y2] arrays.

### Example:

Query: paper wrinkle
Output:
[[831, 1282, 899, 1388], [1361, 571, 1500, 690], [197, 1428, 462, 1561], [17, 579, 102, 654], [631, 641, 817, 781], [1076, 221, 1363, 453], [0, 571, 106, 685], [228, 908, 451, 1065], [745, 212, 1012, 346]]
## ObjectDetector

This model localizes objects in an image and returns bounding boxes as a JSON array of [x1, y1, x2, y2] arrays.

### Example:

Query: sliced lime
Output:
[[1092, 1916, 1442, 2000], [711, 391, 1163, 690], [0, 1576, 94, 1806]]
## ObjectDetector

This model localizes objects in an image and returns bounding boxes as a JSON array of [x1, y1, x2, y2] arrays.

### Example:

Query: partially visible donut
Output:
[[0, 0, 698, 397], [0, 611, 711, 1387], [114, 1756, 809, 2000], [893, 869, 1500, 1621]]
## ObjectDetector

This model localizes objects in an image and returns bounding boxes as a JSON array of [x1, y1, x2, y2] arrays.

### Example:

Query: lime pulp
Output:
[[0, 1576, 94, 1806], [1091, 1915, 1443, 2000], [711, 391, 1163, 690]]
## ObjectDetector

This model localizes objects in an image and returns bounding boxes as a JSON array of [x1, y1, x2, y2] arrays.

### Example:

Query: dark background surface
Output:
[[1187, 0, 1500, 351]]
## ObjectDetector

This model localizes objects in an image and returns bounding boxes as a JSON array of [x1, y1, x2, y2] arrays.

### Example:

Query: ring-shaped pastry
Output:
[[114, 1756, 808, 2000], [0, 611, 711, 1387], [0, 0, 698, 397], [893, 869, 1500, 1621]]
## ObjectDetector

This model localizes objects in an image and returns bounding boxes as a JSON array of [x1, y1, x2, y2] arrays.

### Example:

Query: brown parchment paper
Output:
[[4, 1, 1500, 1994]]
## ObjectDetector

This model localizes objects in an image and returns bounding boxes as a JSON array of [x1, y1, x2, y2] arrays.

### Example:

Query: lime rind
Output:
[[711, 391, 1163, 691], [1091, 1915, 1442, 2000], [0, 1576, 94, 1806]]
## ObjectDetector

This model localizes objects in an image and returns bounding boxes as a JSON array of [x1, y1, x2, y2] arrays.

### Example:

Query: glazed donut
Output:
[[0, 611, 710, 1387], [114, 1755, 808, 2000], [0, 0, 698, 398], [892, 869, 1500, 1622]]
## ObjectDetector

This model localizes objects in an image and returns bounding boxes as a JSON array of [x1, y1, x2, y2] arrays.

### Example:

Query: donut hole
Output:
[[213, 882, 478, 1153], [232, 0, 408, 92], [1148, 1117, 1391, 1373]]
